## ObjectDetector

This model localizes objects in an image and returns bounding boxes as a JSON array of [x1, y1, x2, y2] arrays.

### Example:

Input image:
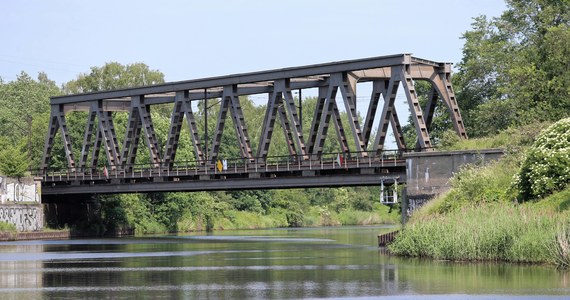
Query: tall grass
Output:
[[547, 221, 570, 268], [389, 201, 568, 263]]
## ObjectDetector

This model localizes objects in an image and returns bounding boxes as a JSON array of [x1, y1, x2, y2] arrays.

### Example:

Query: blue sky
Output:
[[1, 0, 506, 85]]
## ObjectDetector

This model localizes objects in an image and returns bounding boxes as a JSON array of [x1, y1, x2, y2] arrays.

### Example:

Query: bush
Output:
[[514, 118, 570, 201]]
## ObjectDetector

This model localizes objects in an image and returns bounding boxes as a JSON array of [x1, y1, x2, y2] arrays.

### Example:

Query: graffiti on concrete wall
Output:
[[406, 198, 430, 217], [0, 176, 40, 203], [0, 205, 43, 231]]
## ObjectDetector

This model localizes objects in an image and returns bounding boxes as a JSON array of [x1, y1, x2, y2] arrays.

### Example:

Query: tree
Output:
[[454, 0, 570, 136], [0, 72, 60, 170], [0, 140, 29, 177], [63, 62, 165, 93]]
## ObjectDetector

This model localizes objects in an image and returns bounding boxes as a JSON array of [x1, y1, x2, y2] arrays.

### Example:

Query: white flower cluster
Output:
[[516, 118, 570, 199]]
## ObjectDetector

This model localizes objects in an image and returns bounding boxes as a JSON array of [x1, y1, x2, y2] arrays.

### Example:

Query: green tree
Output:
[[455, 0, 570, 136], [0, 140, 29, 177], [0, 72, 60, 170], [64, 62, 165, 93]]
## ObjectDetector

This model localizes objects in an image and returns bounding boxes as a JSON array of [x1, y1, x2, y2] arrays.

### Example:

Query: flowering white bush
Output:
[[515, 118, 570, 200]]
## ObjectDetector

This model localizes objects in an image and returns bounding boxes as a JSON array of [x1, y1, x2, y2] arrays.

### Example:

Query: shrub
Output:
[[514, 118, 570, 201]]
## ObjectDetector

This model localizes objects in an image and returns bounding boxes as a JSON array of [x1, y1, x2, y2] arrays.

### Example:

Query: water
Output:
[[0, 226, 568, 299]]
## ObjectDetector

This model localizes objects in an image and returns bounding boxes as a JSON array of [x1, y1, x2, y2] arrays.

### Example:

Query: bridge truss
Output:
[[39, 54, 466, 194]]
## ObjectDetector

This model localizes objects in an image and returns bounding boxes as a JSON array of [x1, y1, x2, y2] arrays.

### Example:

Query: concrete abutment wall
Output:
[[403, 149, 505, 216], [0, 176, 43, 231]]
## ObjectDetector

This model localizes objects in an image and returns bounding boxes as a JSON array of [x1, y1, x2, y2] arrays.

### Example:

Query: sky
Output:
[[1, 0, 507, 85], [1, 0, 507, 148]]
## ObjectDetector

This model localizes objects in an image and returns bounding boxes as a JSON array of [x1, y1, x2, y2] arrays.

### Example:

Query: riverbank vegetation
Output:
[[0, 221, 16, 233], [390, 118, 570, 267], [389, 0, 570, 268], [84, 187, 399, 236]]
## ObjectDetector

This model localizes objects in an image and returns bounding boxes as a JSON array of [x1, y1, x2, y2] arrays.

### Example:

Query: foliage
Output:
[[0, 140, 30, 177], [454, 0, 570, 136], [402, 81, 455, 149], [0, 221, 17, 233], [437, 121, 548, 152], [0, 72, 59, 170], [417, 157, 518, 216], [514, 118, 570, 201], [389, 201, 569, 263], [86, 186, 397, 235], [63, 62, 165, 93]]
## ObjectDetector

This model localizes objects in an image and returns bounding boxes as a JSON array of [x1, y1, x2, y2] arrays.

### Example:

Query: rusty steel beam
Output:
[[41, 54, 467, 175]]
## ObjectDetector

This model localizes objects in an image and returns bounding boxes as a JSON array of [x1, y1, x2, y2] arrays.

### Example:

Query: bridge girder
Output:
[[40, 54, 467, 174]]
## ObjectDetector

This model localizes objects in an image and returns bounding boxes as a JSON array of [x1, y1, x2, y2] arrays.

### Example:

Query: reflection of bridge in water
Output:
[[38, 54, 466, 197]]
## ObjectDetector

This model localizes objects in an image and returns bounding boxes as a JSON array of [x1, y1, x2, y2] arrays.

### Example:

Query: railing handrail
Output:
[[37, 149, 406, 181]]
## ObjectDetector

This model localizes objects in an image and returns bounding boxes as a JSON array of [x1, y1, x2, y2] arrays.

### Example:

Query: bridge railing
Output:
[[39, 150, 405, 182]]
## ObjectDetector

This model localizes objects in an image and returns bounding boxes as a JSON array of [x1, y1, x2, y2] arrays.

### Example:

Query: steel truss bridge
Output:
[[39, 54, 466, 196]]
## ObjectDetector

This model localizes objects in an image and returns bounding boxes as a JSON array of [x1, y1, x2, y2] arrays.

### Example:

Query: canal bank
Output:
[[0, 230, 70, 241]]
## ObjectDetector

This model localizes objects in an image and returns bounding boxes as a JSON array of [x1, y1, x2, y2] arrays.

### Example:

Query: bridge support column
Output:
[[401, 187, 408, 225]]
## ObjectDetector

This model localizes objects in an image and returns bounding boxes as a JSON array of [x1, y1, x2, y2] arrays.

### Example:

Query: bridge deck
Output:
[[41, 154, 405, 195]]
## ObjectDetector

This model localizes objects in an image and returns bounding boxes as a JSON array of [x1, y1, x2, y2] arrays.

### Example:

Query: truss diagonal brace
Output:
[[373, 67, 401, 154], [430, 64, 468, 139], [311, 82, 350, 156], [40, 104, 76, 173], [163, 91, 204, 168], [79, 110, 97, 171], [400, 64, 433, 151], [131, 95, 162, 167], [334, 72, 367, 158], [226, 85, 253, 160]]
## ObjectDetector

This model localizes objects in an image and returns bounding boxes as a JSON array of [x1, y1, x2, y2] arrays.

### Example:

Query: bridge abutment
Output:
[[403, 149, 504, 217]]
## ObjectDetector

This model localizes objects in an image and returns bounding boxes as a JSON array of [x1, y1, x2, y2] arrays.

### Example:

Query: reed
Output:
[[547, 222, 570, 268], [389, 201, 568, 263]]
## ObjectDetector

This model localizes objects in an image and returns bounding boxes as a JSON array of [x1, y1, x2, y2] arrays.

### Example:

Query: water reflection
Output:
[[0, 226, 568, 299]]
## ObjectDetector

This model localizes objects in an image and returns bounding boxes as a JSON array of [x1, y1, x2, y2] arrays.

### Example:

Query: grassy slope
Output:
[[390, 124, 570, 265]]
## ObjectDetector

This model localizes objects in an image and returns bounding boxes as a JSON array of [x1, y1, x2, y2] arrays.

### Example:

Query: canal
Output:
[[0, 226, 568, 299]]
